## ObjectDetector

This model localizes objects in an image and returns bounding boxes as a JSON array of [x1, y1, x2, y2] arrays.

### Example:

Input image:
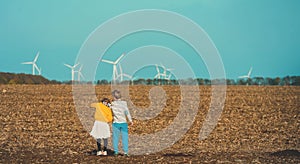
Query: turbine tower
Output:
[[21, 51, 41, 75], [64, 63, 79, 81], [101, 53, 125, 83]]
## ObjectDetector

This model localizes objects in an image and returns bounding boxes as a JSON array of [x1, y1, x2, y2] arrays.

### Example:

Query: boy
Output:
[[111, 90, 133, 156]]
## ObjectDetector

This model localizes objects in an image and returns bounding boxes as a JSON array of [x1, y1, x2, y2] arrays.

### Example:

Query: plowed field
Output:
[[0, 85, 299, 163]]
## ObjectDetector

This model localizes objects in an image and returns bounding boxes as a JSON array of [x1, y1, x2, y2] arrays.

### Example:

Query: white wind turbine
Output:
[[75, 65, 84, 82], [21, 51, 41, 75], [238, 67, 253, 85], [64, 63, 79, 81], [101, 53, 125, 83]]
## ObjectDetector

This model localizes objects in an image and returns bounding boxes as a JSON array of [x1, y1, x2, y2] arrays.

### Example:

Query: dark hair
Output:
[[101, 98, 110, 103], [112, 90, 121, 99]]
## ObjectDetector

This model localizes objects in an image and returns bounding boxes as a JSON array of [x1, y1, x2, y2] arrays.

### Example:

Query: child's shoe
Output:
[[102, 151, 107, 156], [96, 151, 103, 156]]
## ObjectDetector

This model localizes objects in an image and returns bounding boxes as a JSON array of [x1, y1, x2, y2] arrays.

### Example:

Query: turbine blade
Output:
[[123, 73, 132, 79], [115, 53, 125, 64], [160, 63, 166, 70], [79, 72, 84, 79], [34, 51, 40, 62], [154, 74, 161, 79], [155, 65, 160, 73], [167, 73, 172, 79], [116, 74, 121, 80], [73, 63, 79, 68], [248, 67, 252, 77], [118, 64, 123, 75], [161, 64, 167, 74], [64, 64, 72, 68], [101, 59, 115, 64], [36, 66, 41, 75], [33, 64, 39, 71], [22, 62, 33, 64], [238, 75, 247, 78], [78, 65, 83, 71]]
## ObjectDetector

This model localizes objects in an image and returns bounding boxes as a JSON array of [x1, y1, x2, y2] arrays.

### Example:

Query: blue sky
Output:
[[0, 0, 299, 81]]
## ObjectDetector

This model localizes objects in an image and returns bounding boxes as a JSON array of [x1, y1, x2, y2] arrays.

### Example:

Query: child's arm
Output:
[[124, 102, 133, 125]]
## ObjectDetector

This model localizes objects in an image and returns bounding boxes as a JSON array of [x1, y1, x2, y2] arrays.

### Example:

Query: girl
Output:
[[90, 98, 113, 156]]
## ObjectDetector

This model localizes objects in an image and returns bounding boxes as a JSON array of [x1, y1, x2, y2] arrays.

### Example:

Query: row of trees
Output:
[[96, 76, 300, 86], [1, 72, 299, 85]]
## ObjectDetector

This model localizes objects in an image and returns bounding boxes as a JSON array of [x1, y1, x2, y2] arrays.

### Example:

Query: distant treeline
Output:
[[96, 76, 300, 86], [0, 72, 60, 84], [0, 72, 299, 86]]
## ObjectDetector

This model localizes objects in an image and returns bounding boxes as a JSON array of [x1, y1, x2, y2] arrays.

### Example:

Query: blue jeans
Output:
[[112, 123, 128, 154]]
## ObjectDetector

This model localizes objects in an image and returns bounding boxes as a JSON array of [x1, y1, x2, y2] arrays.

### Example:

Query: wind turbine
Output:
[[64, 63, 79, 81], [101, 53, 125, 83], [160, 64, 174, 80], [238, 67, 253, 85], [21, 51, 41, 75], [75, 65, 84, 82]]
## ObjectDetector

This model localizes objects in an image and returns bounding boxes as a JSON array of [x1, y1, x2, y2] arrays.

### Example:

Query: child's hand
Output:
[[128, 121, 133, 133], [129, 121, 133, 126]]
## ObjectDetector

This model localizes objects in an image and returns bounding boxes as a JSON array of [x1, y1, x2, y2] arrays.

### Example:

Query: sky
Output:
[[0, 0, 299, 81]]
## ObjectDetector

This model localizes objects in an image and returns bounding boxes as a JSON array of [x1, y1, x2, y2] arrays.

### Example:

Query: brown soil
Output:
[[0, 85, 299, 163]]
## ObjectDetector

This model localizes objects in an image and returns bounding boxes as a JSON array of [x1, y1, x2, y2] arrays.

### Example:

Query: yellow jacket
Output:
[[91, 103, 113, 123]]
